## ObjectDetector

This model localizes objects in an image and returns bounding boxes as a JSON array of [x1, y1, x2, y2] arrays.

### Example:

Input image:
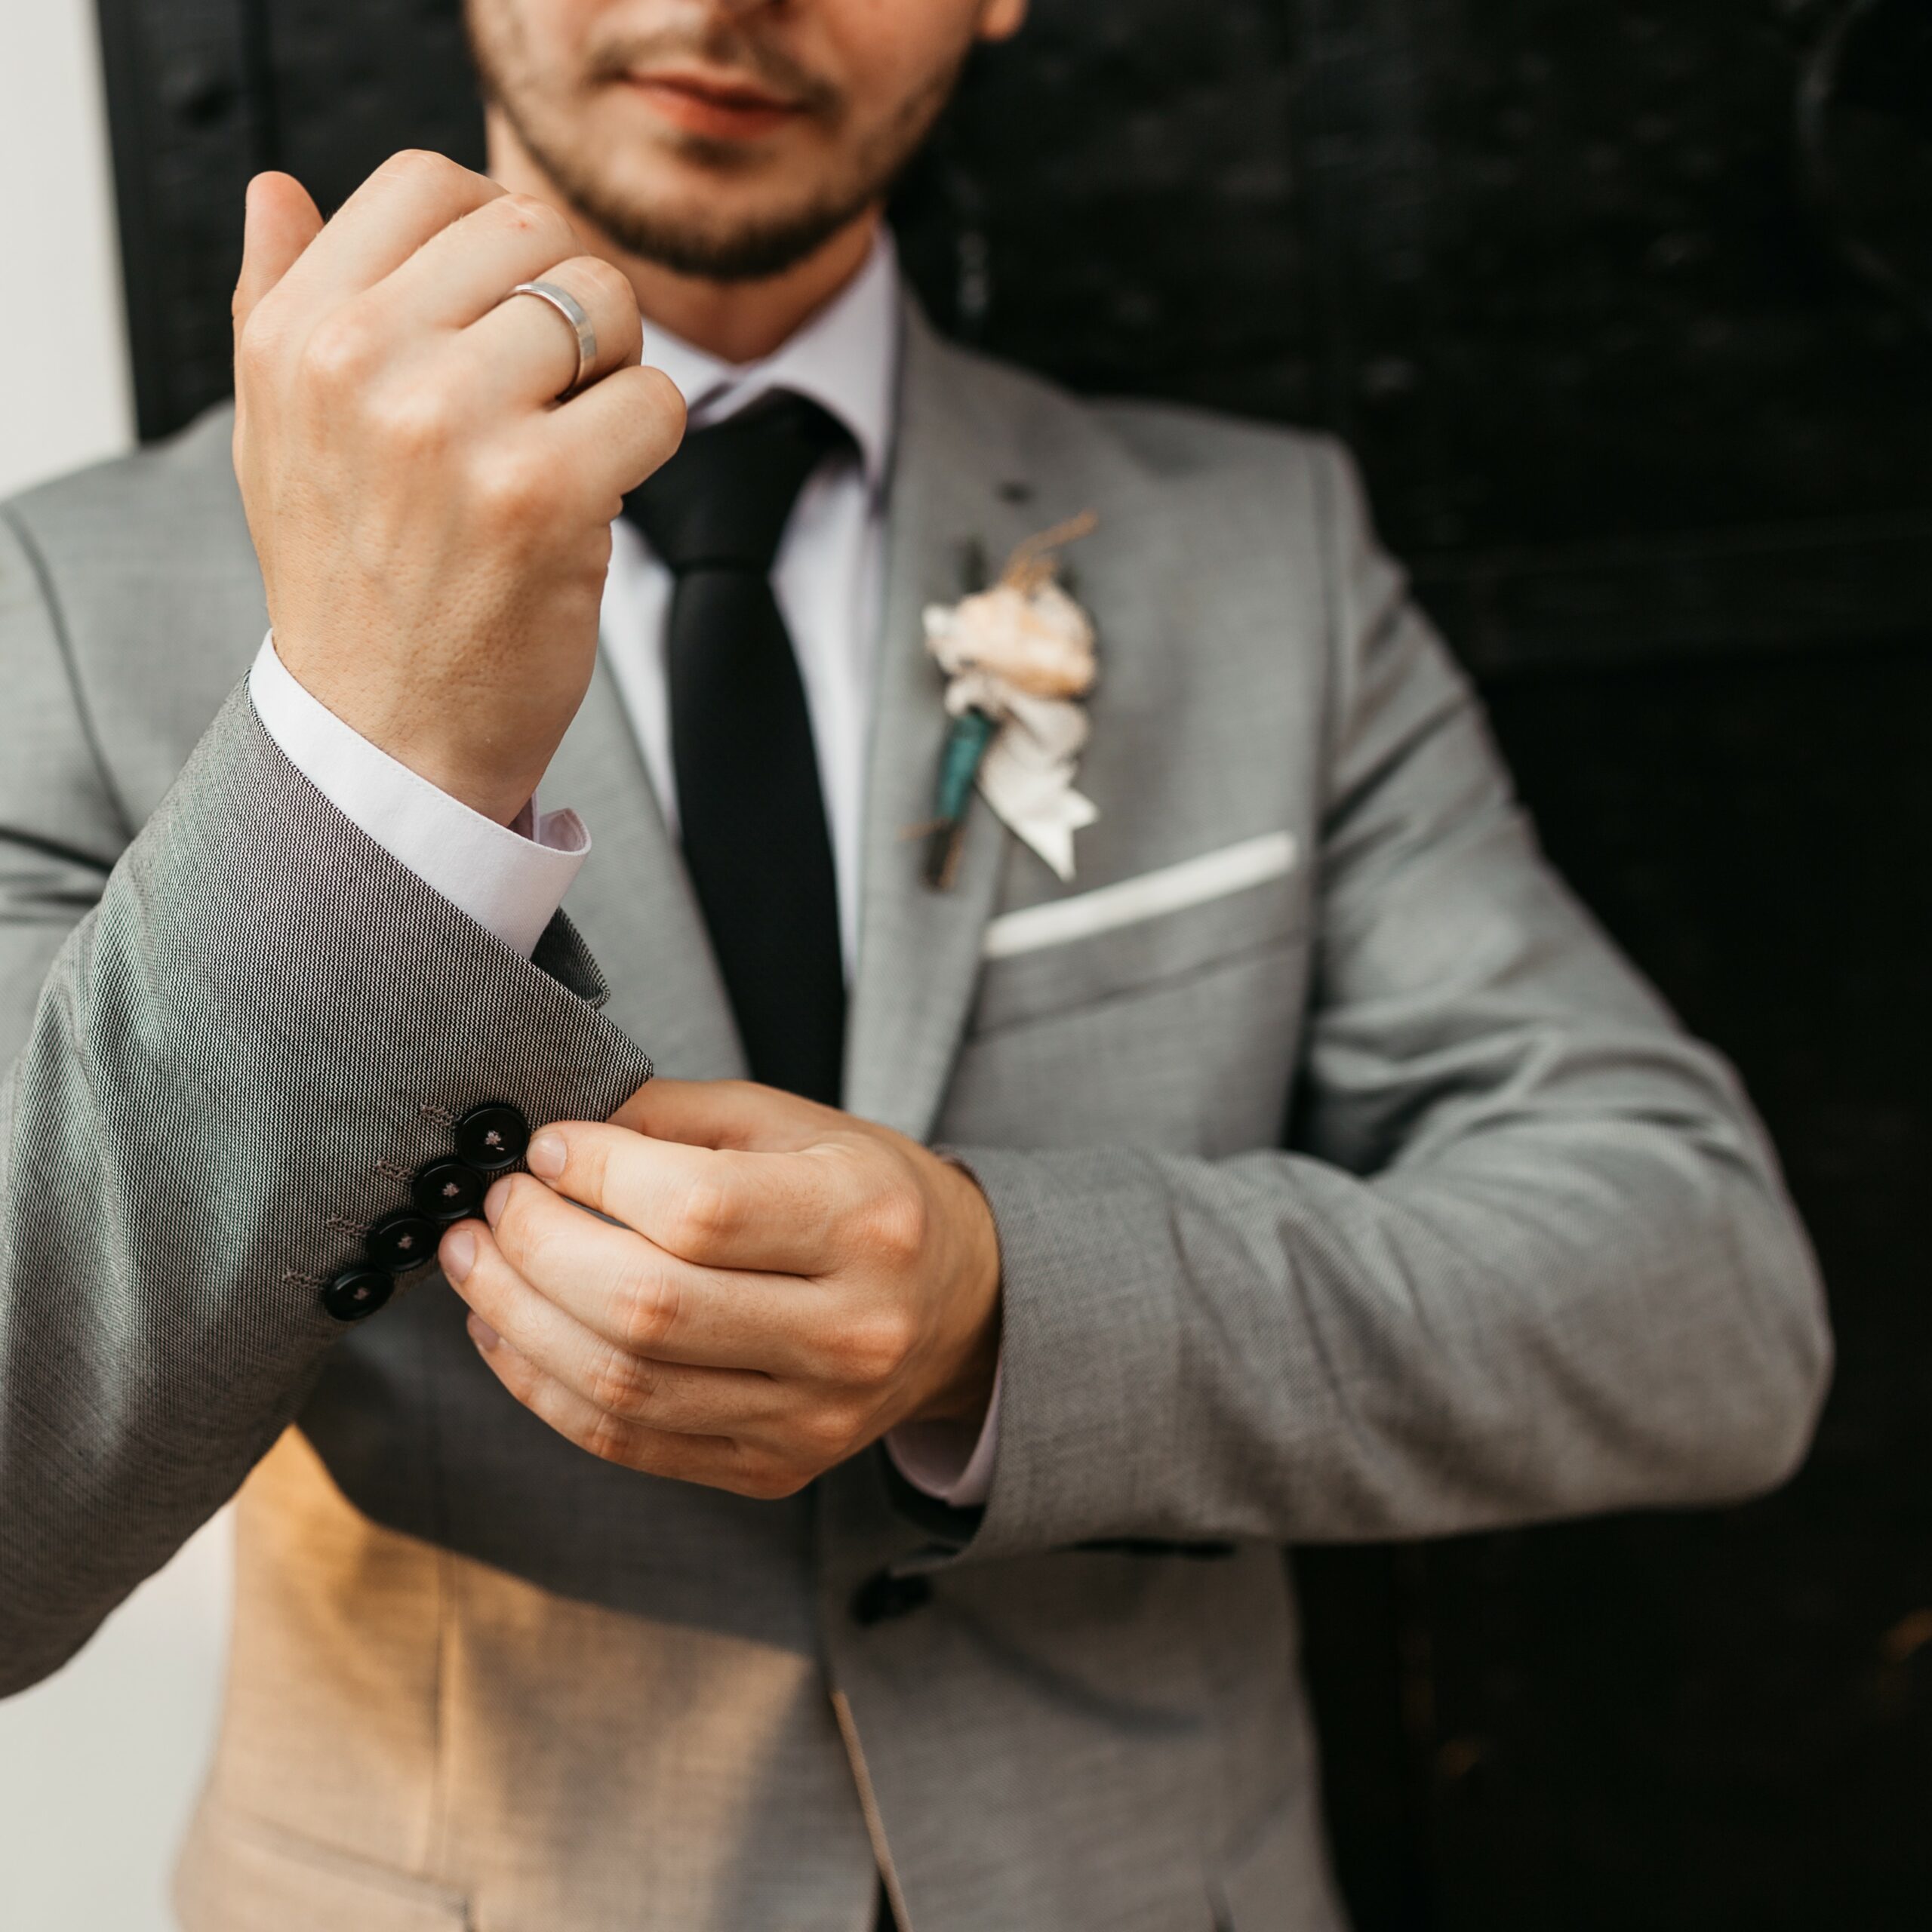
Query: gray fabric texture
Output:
[[0, 300, 1829, 1932]]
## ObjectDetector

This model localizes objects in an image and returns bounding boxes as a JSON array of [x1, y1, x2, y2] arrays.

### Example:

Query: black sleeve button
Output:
[[455, 1102, 528, 1174], [413, 1158, 487, 1223], [322, 1268, 393, 1322], [368, 1211, 439, 1273]]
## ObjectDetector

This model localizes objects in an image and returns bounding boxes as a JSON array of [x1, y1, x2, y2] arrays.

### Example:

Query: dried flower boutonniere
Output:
[[919, 511, 1100, 888]]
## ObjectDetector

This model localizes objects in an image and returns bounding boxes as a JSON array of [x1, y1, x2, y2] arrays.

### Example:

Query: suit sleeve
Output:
[[943, 441, 1831, 1561], [0, 507, 653, 1694]]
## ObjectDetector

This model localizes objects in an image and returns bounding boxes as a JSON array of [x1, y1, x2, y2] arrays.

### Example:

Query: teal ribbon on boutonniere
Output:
[[919, 512, 1101, 890], [924, 707, 1000, 888]]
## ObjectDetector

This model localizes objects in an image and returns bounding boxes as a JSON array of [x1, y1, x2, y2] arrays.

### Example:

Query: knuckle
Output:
[[466, 451, 549, 531], [801, 1402, 864, 1464], [860, 1183, 928, 1268], [671, 1175, 743, 1258], [583, 1406, 642, 1468], [368, 383, 455, 459], [502, 192, 573, 248], [564, 257, 618, 301], [300, 309, 378, 390], [379, 147, 455, 186], [568, 254, 635, 315], [615, 1260, 681, 1353], [844, 1309, 917, 1386], [587, 1344, 656, 1420]]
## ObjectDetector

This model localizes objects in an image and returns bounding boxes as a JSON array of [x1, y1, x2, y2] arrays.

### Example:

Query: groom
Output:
[[0, 2, 1829, 1927]]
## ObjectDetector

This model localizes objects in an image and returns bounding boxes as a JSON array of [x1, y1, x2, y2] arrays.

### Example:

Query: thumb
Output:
[[608, 1078, 830, 1151], [232, 171, 323, 337]]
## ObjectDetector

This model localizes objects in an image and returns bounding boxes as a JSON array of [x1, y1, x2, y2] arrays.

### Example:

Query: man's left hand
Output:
[[438, 1080, 1002, 1498]]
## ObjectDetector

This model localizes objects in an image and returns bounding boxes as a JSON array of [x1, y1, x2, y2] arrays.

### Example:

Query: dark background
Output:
[[93, 1, 1931, 1924]]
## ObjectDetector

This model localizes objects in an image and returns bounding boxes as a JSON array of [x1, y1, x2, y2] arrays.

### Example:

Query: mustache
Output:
[[582, 22, 844, 120]]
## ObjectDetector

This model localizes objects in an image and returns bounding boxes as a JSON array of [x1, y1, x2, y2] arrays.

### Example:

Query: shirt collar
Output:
[[642, 229, 900, 495]]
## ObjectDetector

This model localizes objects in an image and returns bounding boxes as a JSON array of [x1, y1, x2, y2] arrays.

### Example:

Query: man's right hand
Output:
[[230, 152, 685, 825]]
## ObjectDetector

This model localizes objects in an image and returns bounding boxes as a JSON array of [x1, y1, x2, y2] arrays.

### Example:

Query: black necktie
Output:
[[623, 394, 850, 1104]]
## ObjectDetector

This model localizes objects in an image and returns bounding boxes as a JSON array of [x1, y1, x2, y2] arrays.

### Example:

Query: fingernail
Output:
[[467, 1312, 500, 1352], [443, 1225, 476, 1282], [485, 1179, 509, 1226], [528, 1131, 566, 1180]]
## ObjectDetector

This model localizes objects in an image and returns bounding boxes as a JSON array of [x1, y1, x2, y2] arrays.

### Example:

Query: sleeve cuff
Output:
[[884, 1361, 1001, 1508], [248, 633, 588, 958]]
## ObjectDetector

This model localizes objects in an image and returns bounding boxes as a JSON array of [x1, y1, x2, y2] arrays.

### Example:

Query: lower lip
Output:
[[626, 78, 800, 141]]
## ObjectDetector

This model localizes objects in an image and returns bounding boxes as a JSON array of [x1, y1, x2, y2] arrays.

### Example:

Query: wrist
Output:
[[912, 1154, 1003, 1425], [383, 737, 540, 827], [269, 637, 544, 826]]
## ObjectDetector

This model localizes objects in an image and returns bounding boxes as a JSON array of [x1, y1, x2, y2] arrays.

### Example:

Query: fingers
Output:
[[368, 188, 584, 331], [468, 1324, 777, 1493], [448, 1213, 783, 1429], [521, 1121, 851, 1275], [460, 254, 645, 409], [473, 1174, 835, 1374], [234, 173, 325, 337], [611, 1078, 838, 1151], [274, 149, 504, 312], [524, 363, 686, 514], [473, 365, 682, 530]]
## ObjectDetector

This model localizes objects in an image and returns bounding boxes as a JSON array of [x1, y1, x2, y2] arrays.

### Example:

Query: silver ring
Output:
[[508, 279, 597, 396]]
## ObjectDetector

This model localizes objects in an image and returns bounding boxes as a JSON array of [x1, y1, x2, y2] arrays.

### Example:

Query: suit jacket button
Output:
[[456, 1102, 529, 1173], [850, 1571, 934, 1626], [414, 1158, 485, 1223], [322, 1268, 392, 1322], [368, 1211, 438, 1273]]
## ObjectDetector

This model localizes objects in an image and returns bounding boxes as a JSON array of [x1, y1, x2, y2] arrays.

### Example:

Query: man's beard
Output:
[[471, 12, 964, 282]]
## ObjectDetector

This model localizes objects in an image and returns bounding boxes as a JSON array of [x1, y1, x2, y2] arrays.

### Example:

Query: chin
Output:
[[509, 91, 862, 281], [621, 172, 792, 237], [617, 149, 838, 231]]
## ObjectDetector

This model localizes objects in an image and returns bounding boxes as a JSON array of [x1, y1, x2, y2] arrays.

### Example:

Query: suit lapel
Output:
[[557, 304, 1073, 1129], [547, 654, 747, 1082], [842, 308, 1048, 1140]]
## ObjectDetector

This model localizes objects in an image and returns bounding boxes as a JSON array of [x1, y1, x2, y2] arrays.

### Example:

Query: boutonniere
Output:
[[919, 511, 1100, 889]]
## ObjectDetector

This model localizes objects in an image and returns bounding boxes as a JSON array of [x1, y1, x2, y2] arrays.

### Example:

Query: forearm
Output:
[[952, 1066, 1828, 1561], [0, 684, 651, 1693]]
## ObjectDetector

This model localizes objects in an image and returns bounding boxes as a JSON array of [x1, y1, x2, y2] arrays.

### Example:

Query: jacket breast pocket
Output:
[[970, 829, 1306, 1036], [942, 834, 1312, 1155]]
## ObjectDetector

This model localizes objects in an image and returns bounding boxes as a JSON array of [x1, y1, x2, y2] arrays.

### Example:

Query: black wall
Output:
[[94, 3, 1932, 1924]]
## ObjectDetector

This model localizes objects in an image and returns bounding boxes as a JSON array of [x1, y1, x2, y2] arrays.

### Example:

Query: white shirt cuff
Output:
[[248, 634, 588, 958], [884, 1361, 1001, 1509]]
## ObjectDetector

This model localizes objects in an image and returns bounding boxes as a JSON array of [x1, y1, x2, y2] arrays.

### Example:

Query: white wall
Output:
[[0, 5, 233, 1927], [0, 0, 135, 496]]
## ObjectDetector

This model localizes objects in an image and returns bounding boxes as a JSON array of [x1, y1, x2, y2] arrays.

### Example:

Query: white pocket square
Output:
[[982, 830, 1300, 961]]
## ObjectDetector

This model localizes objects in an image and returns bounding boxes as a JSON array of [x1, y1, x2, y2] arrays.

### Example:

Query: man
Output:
[[0, 1, 1829, 1926]]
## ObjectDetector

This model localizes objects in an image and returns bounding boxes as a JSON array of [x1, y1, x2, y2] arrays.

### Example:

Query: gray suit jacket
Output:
[[0, 302, 1829, 1931]]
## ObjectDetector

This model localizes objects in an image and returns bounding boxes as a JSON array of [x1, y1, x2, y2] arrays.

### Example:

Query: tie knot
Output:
[[624, 392, 850, 575]]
